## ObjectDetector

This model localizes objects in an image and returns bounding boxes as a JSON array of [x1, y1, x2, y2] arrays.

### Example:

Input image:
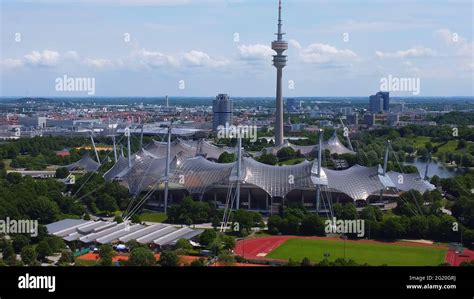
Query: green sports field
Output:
[[266, 238, 447, 266]]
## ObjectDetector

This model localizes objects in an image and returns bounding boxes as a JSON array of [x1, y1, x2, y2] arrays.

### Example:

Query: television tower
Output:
[[272, 0, 288, 146]]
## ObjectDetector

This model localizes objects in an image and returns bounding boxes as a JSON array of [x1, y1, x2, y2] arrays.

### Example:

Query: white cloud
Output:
[[435, 28, 467, 45], [435, 28, 473, 59], [23, 50, 60, 66], [183, 50, 229, 67], [2, 49, 83, 69], [131, 48, 179, 68], [299, 43, 358, 64], [289, 39, 302, 50], [375, 46, 436, 59], [83, 57, 115, 69], [238, 44, 274, 61], [64, 51, 79, 60], [2, 47, 228, 71], [0, 58, 24, 69]]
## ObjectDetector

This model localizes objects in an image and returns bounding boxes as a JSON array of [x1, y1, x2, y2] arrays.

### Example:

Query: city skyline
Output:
[[1, 0, 473, 97]]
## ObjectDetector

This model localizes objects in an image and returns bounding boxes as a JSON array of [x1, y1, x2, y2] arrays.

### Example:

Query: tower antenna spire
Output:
[[272, 0, 288, 146], [278, 0, 282, 37]]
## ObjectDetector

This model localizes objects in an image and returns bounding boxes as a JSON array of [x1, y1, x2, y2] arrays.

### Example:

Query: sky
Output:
[[0, 0, 473, 97]]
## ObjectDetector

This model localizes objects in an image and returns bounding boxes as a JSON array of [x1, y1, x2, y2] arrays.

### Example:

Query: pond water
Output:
[[404, 158, 466, 178]]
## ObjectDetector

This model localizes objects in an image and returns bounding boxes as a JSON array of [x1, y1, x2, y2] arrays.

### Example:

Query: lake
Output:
[[405, 158, 466, 178]]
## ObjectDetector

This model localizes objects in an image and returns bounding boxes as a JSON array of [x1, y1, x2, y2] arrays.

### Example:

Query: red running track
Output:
[[234, 236, 294, 259], [445, 248, 474, 266], [235, 236, 474, 266], [234, 236, 292, 260]]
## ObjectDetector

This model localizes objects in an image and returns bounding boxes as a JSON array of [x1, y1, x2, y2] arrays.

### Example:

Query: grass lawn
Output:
[[409, 136, 431, 149], [434, 140, 459, 157], [138, 212, 168, 223], [266, 238, 447, 266], [278, 158, 307, 166]]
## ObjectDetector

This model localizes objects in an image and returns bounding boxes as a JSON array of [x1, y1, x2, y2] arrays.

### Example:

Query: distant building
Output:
[[369, 91, 390, 113], [47, 119, 74, 128], [369, 94, 383, 113], [346, 114, 359, 126], [378, 91, 390, 112], [338, 107, 353, 116], [388, 113, 400, 127], [19, 116, 46, 129], [286, 98, 300, 111], [364, 114, 375, 126], [212, 94, 233, 131], [319, 120, 333, 127], [391, 103, 405, 113]]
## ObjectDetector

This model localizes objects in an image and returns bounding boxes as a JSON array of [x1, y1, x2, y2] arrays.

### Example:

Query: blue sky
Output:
[[1, 0, 473, 97]]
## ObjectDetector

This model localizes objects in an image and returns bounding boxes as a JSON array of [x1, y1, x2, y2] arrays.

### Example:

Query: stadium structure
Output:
[[100, 128, 435, 219]]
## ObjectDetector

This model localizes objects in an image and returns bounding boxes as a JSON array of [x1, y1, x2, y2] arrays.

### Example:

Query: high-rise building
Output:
[[212, 94, 233, 131], [378, 91, 390, 112], [369, 91, 390, 113], [364, 113, 376, 126], [272, 0, 288, 146], [369, 94, 383, 113]]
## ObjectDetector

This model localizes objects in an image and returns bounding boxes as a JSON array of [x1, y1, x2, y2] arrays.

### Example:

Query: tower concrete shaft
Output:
[[272, 0, 288, 146]]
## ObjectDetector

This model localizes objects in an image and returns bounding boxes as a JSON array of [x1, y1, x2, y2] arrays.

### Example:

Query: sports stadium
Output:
[[99, 131, 435, 217]]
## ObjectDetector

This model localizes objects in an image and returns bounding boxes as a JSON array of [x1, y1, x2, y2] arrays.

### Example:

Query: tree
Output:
[[36, 240, 52, 260], [208, 240, 223, 256], [218, 152, 236, 163], [222, 235, 236, 251], [175, 239, 192, 253], [1, 242, 14, 261], [44, 236, 65, 253], [300, 214, 325, 236], [381, 217, 405, 240], [199, 229, 217, 247], [98, 245, 114, 266], [6, 172, 22, 184], [129, 247, 156, 266], [55, 167, 70, 179], [158, 251, 179, 267], [211, 216, 221, 229], [277, 147, 296, 161], [359, 206, 383, 222], [58, 250, 74, 265], [190, 258, 207, 267], [287, 259, 300, 266], [267, 215, 282, 235], [343, 204, 359, 220], [26, 196, 60, 224], [20, 246, 37, 266], [217, 252, 235, 266], [12, 235, 30, 253], [406, 216, 429, 239], [232, 209, 263, 234], [96, 194, 119, 213], [125, 240, 147, 251], [258, 154, 278, 165], [300, 257, 311, 267], [167, 197, 216, 225]]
